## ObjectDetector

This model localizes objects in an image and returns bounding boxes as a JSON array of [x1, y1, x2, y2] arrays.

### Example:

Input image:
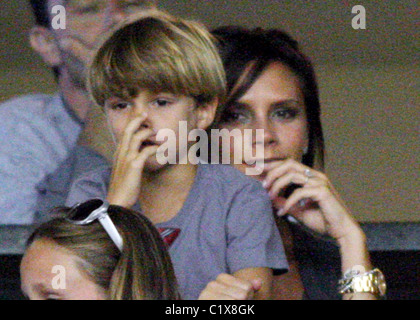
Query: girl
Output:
[[21, 200, 179, 300]]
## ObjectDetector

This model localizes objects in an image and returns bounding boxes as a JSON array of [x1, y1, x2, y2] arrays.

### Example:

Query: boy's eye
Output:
[[153, 99, 171, 107], [113, 103, 129, 110], [106, 100, 131, 111]]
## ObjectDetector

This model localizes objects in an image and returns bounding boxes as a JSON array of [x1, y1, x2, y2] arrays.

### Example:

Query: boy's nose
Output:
[[140, 120, 151, 129], [133, 110, 152, 130]]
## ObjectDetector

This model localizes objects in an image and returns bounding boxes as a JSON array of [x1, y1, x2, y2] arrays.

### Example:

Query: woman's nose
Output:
[[253, 120, 277, 147]]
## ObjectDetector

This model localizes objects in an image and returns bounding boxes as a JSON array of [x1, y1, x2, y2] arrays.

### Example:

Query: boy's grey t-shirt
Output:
[[66, 163, 288, 300]]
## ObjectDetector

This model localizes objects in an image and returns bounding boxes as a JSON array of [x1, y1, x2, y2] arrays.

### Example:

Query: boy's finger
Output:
[[132, 145, 159, 167], [128, 128, 155, 155], [119, 114, 148, 152]]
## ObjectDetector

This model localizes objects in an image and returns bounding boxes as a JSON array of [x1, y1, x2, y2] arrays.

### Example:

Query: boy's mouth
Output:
[[139, 139, 159, 150]]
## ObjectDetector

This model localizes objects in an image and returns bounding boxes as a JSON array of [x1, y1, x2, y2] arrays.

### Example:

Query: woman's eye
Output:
[[272, 108, 297, 120]]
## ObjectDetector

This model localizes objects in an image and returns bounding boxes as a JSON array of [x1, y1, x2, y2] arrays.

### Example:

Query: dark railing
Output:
[[1, 222, 419, 300]]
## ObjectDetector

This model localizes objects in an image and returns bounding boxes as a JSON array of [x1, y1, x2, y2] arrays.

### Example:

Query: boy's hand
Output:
[[107, 113, 158, 208], [198, 274, 262, 300]]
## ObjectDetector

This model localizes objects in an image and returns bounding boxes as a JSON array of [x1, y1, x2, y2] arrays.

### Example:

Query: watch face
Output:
[[375, 270, 387, 296]]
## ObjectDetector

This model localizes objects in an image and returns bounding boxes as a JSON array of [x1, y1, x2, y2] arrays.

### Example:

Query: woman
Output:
[[20, 199, 180, 300], [205, 26, 385, 300]]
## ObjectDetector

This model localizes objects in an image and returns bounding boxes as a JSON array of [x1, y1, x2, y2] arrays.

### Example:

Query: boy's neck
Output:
[[139, 163, 198, 224]]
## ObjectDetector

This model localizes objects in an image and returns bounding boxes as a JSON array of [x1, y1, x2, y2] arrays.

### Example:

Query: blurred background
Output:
[[1, 0, 418, 223]]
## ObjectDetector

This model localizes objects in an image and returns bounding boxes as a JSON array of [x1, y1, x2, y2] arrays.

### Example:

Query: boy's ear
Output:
[[196, 98, 219, 130], [29, 26, 62, 67]]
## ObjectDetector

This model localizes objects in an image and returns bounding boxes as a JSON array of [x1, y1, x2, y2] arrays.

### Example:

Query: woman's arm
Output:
[[337, 227, 376, 300], [263, 159, 380, 300]]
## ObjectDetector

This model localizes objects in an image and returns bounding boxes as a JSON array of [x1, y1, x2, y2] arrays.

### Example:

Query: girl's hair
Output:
[[88, 10, 226, 109], [211, 26, 325, 170], [26, 205, 180, 300]]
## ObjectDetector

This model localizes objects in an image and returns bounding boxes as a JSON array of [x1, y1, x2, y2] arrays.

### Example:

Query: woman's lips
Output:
[[246, 157, 287, 165], [262, 157, 287, 163]]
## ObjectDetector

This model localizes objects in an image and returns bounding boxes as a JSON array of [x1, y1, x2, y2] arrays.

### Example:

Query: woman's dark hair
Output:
[[212, 26, 325, 169]]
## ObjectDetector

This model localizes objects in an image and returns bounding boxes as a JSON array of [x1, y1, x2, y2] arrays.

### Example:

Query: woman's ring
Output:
[[304, 169, 314, 184]]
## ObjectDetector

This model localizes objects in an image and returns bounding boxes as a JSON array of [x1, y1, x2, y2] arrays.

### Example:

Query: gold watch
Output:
[[338, 268, 386, 298]]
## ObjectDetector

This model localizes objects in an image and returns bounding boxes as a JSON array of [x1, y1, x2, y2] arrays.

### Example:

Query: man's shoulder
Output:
[[0, 93, 58, 109], [47, 145, 110, 182], [73, 146, 110, 176], [0, 93, 60, 120], [73, 161, 112, 184], [74, 145, 110, 165]]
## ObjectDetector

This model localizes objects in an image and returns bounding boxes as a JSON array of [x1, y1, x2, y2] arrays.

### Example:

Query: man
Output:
[[0, 0, 157, 224]]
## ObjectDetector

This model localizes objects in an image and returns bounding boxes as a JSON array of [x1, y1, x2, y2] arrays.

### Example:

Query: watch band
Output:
[[338, 268, 386, 298]]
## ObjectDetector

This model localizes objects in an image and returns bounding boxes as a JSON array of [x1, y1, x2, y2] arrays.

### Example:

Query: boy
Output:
[[66, 11, 287, 299]]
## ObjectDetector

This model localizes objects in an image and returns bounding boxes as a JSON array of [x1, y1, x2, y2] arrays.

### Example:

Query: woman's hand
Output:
[[262, 159, 362, 244], [263, 159, 375, 298], [106, 114, 159, 208], [198, 274, 262, 300]]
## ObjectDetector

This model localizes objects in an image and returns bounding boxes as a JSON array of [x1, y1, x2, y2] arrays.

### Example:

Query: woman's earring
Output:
[[303, 146, 308, 155]]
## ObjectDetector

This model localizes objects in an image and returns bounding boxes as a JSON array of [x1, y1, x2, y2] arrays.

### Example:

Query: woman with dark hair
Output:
[[205, 26, 386, 300]]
